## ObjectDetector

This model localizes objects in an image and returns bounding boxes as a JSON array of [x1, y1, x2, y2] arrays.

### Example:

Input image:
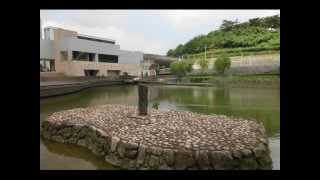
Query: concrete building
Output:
[[40, 24, 143, 77], [142, 54, 177, 77]]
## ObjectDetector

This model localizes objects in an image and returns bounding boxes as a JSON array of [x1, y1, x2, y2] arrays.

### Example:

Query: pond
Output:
[[40, 85, 280, 170]]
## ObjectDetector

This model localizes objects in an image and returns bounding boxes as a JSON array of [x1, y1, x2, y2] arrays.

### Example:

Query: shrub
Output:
[[190, 77, 210, 83], [214, 54, 231, 75], [185, 59, 195, 73], [152, 102, 160, 109]]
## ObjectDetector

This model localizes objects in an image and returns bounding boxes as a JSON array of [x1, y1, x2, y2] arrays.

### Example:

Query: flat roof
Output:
[[43, 26, 59, 30], [78, 34, 115, 43], [43, 26, 115, 43]]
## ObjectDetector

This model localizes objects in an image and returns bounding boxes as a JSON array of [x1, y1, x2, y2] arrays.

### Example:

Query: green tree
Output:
[[220, 19, 239, 31], [175, 44, 185, 57], [214, 54, 231, 75], [263, 15, 280, 29], [170, 61, 189, 81], [167, 49, 174, 57], [249, 18, 263, 27]]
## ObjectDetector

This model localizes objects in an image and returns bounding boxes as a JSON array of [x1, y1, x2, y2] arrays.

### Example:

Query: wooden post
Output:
[[138, 85, 148, 116]]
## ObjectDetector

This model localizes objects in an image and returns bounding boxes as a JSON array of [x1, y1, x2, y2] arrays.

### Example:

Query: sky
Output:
[[40, 10, 280, 55]]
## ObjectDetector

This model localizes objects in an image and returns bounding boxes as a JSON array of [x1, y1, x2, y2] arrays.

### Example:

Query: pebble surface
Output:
[[46, 104, 267, 152]]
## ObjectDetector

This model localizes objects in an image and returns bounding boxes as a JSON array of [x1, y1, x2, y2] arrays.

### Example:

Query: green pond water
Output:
[[40, 85, 280, 170]]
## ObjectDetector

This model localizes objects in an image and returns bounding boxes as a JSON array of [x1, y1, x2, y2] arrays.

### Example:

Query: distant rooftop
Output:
[[143, 54, 177, 64]]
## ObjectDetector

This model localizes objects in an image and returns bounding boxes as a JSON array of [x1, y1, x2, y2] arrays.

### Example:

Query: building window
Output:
[[40, 59, 55, 72], [84, 69, 99, 77], [72, 51, 95, 62], [98, 54, 118, 63]]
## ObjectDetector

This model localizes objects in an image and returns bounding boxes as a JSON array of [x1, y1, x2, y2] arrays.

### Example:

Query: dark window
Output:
[[84, 70, 99, 77], [72, 51, 95, 62], [98, 54, 118, 63], [40, 59, 55, 72]]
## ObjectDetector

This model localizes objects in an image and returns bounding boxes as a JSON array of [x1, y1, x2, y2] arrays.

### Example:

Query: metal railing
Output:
[[159, 68, 171, 75]]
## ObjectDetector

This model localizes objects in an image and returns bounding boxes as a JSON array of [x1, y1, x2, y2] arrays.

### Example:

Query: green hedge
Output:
[[190, 77, 210, 83]]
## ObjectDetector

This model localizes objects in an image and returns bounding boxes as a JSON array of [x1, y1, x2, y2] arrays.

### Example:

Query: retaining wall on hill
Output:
[[192, 54, 280, 75]]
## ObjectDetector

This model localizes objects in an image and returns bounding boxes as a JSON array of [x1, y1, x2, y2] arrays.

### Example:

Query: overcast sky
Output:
[[40, 10, 280, 55]]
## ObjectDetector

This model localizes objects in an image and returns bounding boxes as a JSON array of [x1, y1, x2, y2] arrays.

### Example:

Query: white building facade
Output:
[[40, 26, 143, 77]]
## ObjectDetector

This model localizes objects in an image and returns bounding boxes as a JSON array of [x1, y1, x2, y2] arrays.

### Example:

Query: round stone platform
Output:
[[41, 104, 272, 170]]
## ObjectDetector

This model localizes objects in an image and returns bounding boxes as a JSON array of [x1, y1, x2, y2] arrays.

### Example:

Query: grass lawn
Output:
[[183, 74, 280, 84]]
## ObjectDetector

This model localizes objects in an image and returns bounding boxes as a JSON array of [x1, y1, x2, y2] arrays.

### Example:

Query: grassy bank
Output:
[[182, 74, 280, 87]]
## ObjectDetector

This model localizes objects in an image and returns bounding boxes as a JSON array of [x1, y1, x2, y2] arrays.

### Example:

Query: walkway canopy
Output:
[[143, 54, 177, 66]]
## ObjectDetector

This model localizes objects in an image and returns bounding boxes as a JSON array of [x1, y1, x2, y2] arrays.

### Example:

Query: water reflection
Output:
[[41, 138, 116, 170], [149, 86, 279, 137], [213, 87, 230, 106], [40, 85, 280, 170]]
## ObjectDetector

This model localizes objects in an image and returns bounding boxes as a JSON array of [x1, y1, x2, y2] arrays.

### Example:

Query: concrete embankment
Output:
[[40, 80, 127, 98], [41, 104, 272, 170], [138, 80, 279, 88]]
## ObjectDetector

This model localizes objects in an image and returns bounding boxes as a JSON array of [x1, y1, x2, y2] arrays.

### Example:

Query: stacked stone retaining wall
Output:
[[41, 105, 272, 170]]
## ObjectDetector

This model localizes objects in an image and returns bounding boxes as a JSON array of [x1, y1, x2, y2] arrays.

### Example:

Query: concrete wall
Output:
[[59, 37, 121, 56], [56, 38, 143, 76], [230, 54, 280, 68], [61, 61, 141, 77], [192, 54, 280, 71], [45, 27, 78, 41], [40, 39, 54, 59], [119, 50, 143, 64], [58, 38, 143, 65]]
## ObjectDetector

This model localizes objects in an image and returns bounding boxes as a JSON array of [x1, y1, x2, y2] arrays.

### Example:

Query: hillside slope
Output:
[[167, 15, 280, 57]]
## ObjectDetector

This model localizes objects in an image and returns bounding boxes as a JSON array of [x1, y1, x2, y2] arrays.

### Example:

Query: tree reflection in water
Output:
[[40, 85, 280, 169]]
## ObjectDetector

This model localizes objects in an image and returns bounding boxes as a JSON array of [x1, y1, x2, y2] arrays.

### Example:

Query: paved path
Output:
[[40, 80, 89, 87]]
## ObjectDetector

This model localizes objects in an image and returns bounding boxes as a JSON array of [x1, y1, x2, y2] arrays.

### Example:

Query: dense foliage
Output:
[[170, 61, 187, 78], [170, 60, 193, 80], [214, 54, 231, 75], [167, 15, 280, 57]]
